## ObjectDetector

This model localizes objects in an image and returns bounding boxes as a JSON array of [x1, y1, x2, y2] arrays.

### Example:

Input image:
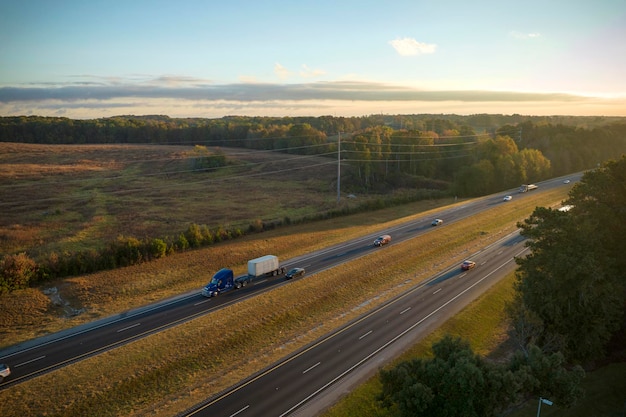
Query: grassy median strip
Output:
[[0, 190, 569, 417]]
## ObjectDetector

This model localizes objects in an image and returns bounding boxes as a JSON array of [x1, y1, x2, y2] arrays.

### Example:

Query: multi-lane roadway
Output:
[[0, 176, 577, 408], [184, 229, 528, 417]]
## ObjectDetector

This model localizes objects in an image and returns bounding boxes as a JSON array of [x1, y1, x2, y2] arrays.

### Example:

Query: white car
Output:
[[0, 363, 10, 382], [563, 179, 571, 184], [503, 195, 512, 201], [431, 219, 443, 226]]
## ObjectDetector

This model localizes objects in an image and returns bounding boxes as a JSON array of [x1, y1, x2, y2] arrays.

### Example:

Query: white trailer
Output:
[[248, 255, 282, 277], [234, 255, 286, 287]]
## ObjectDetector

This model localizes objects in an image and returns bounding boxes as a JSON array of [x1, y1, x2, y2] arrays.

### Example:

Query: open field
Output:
[[0, 187, 575, 417], [0, 142, 367, 257]]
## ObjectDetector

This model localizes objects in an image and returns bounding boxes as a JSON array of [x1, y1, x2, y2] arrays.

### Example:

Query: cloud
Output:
[[389, 38, 437, 56], [0, 79, 588, 104], [509, 31, 541, 40], [274, 63, 291, 80], [299, 64, 326, 78], [3, 80, 623, 119]]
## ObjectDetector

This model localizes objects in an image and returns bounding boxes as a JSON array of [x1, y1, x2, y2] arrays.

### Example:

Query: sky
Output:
[[1, 0, 625, 119]]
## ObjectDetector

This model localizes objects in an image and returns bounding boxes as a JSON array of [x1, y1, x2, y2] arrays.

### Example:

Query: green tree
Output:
[[149, 238, 167, 259], [185, 223, 203, 248], [378, 336, 519, 417], [287, 123, 326, 154], [513, 148, 551, 183], [514, 156, 626, 363], [509, 345, 585, 407], [114, 236, 143, 266]]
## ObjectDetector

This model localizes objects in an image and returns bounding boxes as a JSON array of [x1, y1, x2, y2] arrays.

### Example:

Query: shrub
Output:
[[115, 236, 143, 266], [149, 238, 167, 259], [200, 225, 214, 245], [175, 233, 189, 251], [0, 253, 38, 294], [184, 223, 203, 248]]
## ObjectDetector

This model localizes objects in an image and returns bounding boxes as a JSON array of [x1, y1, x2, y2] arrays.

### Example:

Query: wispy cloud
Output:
[[299, 64, 326, 78], [274, 63, 291, 80], [509, 31, 542, 40], [389, 37, 437, 56]]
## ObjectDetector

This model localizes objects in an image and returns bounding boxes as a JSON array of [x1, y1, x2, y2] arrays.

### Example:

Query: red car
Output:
[[461, 260, 476, 270], [374, 235, 391, 247]]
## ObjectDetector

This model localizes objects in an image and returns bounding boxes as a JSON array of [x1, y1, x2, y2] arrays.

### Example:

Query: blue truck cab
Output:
[[202, 268, 235, 297]]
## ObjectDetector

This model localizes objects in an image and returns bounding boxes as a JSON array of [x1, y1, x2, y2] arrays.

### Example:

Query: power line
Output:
[[0, 134, 483, 208]]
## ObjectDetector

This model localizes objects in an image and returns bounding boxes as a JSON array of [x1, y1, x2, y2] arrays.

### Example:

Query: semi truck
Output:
[[202, 255, 286, 297], [519, 184, 538, 193]]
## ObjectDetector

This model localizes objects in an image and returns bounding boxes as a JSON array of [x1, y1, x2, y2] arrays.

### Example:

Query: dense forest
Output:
[[378, 156, 626, 416], [2, 114, 626, 197]]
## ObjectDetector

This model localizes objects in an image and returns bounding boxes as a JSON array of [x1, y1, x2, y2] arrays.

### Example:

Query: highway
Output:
[[183, 229, 528, 417], [0, 175, 578, 391]]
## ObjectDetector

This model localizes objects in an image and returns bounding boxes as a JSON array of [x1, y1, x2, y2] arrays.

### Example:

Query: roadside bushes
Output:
[[0, 253, 38, 295], [0, 190, 448, 293], [0, 222, 244, 293]]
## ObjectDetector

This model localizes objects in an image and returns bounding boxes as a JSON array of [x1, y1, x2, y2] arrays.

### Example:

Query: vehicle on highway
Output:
[[0, 363, 10, 382], [432, 218, 443, 226], [202, 255, 287, 297], [373, 234, 391, 247], [285, 267, 305, 280], [202, 268, 235, 297], [519, 184, 538, 193], [461, 260, 476, 270], [503, 195, 512, 201], [563, 179, 571, 184]]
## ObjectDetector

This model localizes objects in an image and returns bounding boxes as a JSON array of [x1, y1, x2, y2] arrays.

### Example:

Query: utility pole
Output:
[[337, 132, 341, 203]]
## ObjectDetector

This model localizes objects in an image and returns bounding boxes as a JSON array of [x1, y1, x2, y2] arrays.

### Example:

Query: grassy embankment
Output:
[[0, 188, 573, 417], [323, 269, 626, 417]]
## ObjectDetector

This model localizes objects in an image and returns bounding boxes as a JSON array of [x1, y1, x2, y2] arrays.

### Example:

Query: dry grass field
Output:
[[0, 142, 360, 257]]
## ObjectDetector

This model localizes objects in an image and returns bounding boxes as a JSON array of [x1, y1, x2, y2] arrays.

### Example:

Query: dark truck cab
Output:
[[202, 268, 235, 297]]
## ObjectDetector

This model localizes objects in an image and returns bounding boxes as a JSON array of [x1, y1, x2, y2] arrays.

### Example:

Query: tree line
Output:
[[2, 115, 626, 196], [377, 156, 626, 416]]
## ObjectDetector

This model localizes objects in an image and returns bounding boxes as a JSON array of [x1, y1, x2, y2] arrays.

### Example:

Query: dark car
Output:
[[285, 267, 305, 280], [461, 260, 476, 271]]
